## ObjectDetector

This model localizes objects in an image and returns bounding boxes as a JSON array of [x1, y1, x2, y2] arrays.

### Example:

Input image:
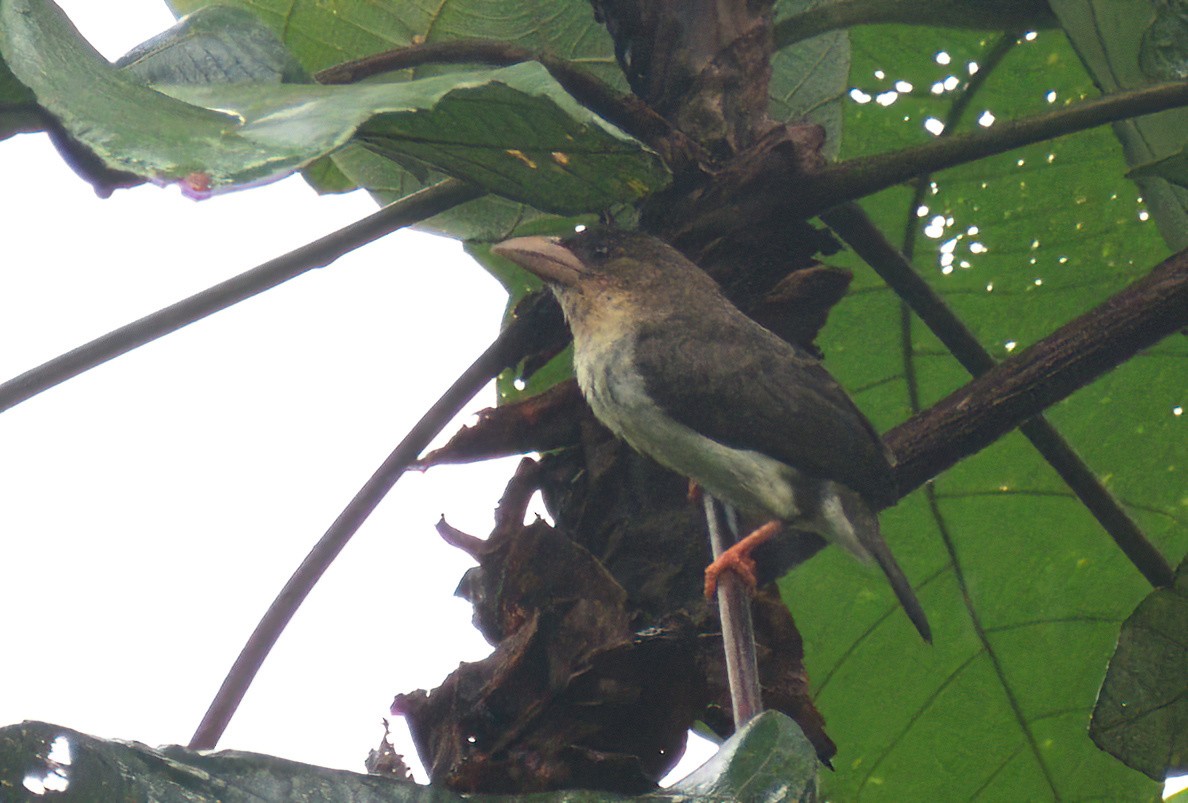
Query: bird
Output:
[[490, 228, 931, 642]]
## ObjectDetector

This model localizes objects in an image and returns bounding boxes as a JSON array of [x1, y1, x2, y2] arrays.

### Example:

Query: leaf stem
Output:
[[0, 179, 483, 413], [187, 293, 553, 750]]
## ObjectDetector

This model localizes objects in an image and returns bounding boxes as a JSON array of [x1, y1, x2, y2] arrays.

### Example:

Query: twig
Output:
[[315, 39, 704, 171], [703, 495, 764, 728], [885, 246, 1188, 517], [806, 81, 1188, 214], [187, 294, 553, 750], [0, 179, 484, 413]]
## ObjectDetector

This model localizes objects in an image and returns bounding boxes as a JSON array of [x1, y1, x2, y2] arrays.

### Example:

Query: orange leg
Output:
[[687, 479, 703, 505], [704, 520, 783, 600]]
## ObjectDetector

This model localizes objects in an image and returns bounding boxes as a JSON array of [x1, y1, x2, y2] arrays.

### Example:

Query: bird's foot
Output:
[[704, 520, 783, 600]]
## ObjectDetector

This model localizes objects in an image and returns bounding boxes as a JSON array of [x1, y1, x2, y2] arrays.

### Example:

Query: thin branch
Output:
[[703, 495, 764, 728], [885, 246, 1188, 537], [0, 179, 484, 414], [805, 81, 1188, 214], [187, 293, 556, 750], [315, 40, 704, 171], [773, 0, 1057, 50], [826, 203, 1175, 588]]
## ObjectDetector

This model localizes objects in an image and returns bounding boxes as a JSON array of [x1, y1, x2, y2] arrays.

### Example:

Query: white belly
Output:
[[574, 336, 801, 520]]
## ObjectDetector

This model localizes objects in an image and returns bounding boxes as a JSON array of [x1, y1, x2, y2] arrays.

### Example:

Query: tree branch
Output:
[[187, 292, 560, 751], [0, 179, 483, 413], [773, 0, 1057, 50], [885, 246, 1188, 530], [807, 81, 1188, 214], [703, 496, 764, 728], [315, 40, 705, 172], [826, 203, 1176, 588]]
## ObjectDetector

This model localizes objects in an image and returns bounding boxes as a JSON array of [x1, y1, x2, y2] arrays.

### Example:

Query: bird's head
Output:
[[491, 229, 722, 326]]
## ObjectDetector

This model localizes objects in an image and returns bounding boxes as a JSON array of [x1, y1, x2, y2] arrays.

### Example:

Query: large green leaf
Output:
[[1049, 0, 1188, 249], [164, 0, 625, 87], [775, 24, 1184, 801], [772, 0, 851, 156], [159, 68, 669, 212], [0, 715, 814, 801], [1090, 557, 1188, 781], [0, 0, 666, 210], [0, 55, 36, 140]]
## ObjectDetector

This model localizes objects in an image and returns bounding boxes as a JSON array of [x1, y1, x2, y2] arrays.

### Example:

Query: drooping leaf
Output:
[[776, 24, 1182, 802], [0, 56, 37, 140], [160, 0, 630, 242], [159, 66, 669, 211], [1090, 557, 1188, 781], [0, 0, 668, 207]]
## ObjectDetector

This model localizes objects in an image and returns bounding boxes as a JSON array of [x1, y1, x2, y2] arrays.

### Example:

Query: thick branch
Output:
[[886, 246, 1188, 503], [807, 81, 1188, 214], [0, 179, 483, 413], [188, 292, 560, 751], [825, 203, 1175, 587], [315, 40, 704, 171]]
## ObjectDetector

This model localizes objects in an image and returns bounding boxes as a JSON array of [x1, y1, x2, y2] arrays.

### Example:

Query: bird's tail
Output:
[[821, 484, 932, 642]]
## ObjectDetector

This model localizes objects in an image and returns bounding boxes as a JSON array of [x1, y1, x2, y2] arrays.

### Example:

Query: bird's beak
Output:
[[490, 236, 586, 287]]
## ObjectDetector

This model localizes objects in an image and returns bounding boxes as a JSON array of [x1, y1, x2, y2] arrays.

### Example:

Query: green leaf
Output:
[[0, 721, 459, 802], [1090, 557, 1188, 781], [115, 5, 308, 85], [328, 144, 598, 242], [667, 712, 818, 801], [1130, 147, 1188, 190], [771, 1, 851, 157], [0, 0, 668, 208], [0, 56, 37, 140], [0, 0, 304, 193], [160, 64, 668, 211], [1049, 0, 1188, 250], [164, 0, 625, 87], [0, 717, 817, 801], [776, 24, 1182, 802]]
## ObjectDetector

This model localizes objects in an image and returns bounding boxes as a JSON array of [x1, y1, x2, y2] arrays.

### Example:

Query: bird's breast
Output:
[[573, 333, 802, 521]]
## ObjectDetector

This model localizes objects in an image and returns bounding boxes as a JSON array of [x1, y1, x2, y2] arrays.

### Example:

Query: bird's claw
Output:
[[703, 520, 783, 601]]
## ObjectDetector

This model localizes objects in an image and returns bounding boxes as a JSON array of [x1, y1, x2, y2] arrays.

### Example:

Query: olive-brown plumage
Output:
[[491, 228, 930, 641]]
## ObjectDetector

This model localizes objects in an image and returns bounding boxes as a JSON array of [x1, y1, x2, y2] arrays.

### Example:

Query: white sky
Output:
[[0, 0, 537, 780]]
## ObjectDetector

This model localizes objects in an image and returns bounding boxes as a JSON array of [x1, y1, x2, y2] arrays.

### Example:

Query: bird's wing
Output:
[[632, 310, 898, 508]]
